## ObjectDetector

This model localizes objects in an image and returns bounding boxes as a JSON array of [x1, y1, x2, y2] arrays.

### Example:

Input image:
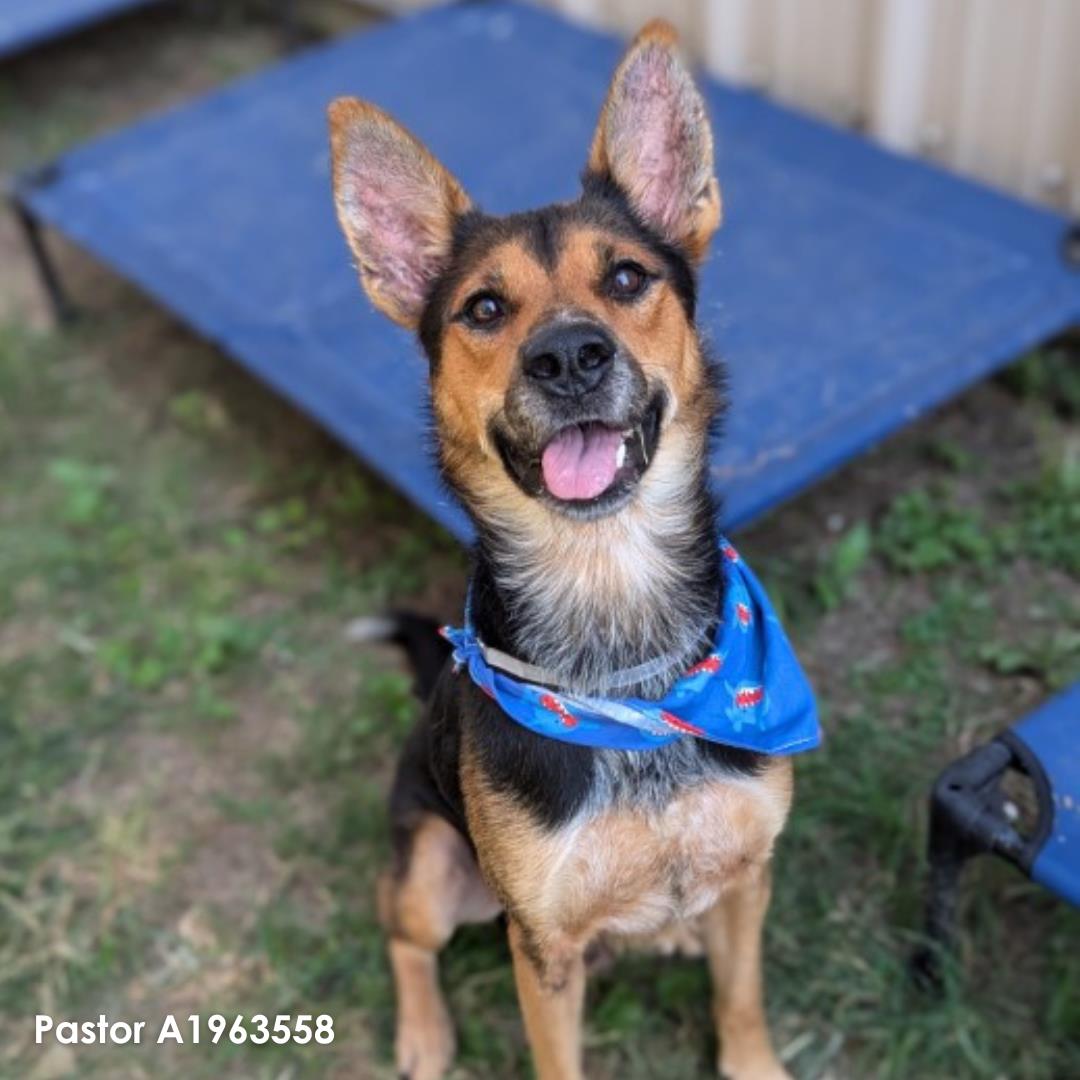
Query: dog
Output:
[[328, 21, 816, 1080]]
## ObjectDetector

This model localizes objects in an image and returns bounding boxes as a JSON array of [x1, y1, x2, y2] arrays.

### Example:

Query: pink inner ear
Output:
[[608, 45, 706, 239], [336, 122, 455, 318], [351, 175, 438, 313]]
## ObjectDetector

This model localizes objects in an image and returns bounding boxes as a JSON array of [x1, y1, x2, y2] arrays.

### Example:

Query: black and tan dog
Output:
[[329, 21, 794, 1080]]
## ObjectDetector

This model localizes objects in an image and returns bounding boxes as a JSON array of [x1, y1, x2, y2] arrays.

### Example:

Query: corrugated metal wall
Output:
[[541, 0, 1080, 214]]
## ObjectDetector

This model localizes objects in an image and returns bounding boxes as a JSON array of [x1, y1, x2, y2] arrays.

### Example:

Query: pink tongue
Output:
[[541, 424, 624, 501]]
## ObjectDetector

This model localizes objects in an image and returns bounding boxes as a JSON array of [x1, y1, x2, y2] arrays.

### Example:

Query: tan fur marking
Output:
[[382, 813, 499, 948], [388, 939, 455, 1080], [462, 738, 793, 1077], [434, 238, 551, 463], [508, 919, 586, 1080], [704, 864, 793, 1079], [464, 733, 792, 952], [434, 223, 712, 541], [380, 814, 499, 1080]]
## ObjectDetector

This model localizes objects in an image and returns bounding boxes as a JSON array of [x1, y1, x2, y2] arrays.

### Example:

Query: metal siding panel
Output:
[[704, 0, 758, 84], [548, 0, 700, 47], [769, 0, 817, 107], [918, 0, 969, 165], [853, 0, 885, 129], [748, 0, 778, 90], [552, 0, 603, 24], [767, 0, 873, 125], [546, 0, 1079, 209], [954, 1, 1042, 190], [871, 0, 935, 151], [1019, 0, 1080, 208]]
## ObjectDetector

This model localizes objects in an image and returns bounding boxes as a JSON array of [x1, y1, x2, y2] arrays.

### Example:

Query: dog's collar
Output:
[[474, 638, 688, 694], [441, 538, 821, 755]]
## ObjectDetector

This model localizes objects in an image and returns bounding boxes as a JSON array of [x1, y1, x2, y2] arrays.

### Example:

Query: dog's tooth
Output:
[[637, 424, 649, 465], [616, 441, 626, 468]]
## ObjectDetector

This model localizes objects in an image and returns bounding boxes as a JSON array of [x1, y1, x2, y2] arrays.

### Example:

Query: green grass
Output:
[[4, 320, 1078, 1080], [1, 10, 1078, 1075]]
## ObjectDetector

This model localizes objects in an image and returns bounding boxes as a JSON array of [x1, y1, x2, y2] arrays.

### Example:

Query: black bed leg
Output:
[[11, 199, 76, 325], [910, 739, 1024, 991], [911, 808, 972, 990]]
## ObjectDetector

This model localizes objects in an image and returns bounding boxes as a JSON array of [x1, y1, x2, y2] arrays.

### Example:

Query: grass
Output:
[[1, 7, 1078, 1078]]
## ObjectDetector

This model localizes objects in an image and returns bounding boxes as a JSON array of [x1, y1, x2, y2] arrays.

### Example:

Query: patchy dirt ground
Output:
[[1, 5, 1078, 1079]]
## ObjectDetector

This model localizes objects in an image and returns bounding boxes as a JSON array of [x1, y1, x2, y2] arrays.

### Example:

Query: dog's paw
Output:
[[395, 1009, 455, 1080]]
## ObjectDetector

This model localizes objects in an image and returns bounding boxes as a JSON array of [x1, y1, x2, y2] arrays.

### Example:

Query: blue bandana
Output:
[[441, 540, 820, 755]]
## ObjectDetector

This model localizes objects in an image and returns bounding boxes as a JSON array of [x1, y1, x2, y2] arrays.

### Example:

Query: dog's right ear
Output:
[[587, 21, 721, 264], [328, 99, 472, 329]]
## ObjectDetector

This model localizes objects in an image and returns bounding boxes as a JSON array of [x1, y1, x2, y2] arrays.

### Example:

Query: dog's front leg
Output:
[[703, 863, 792, 1080], [379, 814, 500, 1080], [508, 919, 586, 1080]]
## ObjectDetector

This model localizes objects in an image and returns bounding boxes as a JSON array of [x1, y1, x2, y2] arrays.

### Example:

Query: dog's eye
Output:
[[607, 261, 650, 301], [462, 292, 506, 328]]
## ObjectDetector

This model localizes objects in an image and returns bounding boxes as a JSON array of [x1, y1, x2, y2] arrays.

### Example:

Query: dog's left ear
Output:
[[587, 20, 721, 263]]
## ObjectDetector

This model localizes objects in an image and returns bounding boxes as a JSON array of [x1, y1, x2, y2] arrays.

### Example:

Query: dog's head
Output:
[[329, 21, 721, 532]]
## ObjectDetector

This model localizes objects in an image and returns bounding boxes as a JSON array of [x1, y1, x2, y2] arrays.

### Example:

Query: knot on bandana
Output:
[[440, 539, 821, 754]]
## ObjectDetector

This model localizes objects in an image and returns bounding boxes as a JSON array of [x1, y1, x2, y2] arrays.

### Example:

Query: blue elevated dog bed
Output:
[[14, 2, 1080, 541], [9, 1, 1080, 937], [914, 682, 1080, 983], [0, 0, 161, 60]]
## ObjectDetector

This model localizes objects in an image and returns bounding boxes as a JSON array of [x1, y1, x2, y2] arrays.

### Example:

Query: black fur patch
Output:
[[387, 656, 596, 856], [522, 206, 565, 272]]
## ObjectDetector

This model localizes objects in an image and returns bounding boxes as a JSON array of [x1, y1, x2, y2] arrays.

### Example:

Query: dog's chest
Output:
[[549, 776, 785, 938], [470, 760, 792, 945]]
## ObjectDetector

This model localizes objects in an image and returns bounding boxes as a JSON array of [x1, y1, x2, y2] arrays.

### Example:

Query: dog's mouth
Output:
[[496, 393, 664, 517]]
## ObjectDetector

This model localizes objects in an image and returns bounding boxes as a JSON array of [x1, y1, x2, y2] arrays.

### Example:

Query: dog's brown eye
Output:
[[608, 261, 649, 301], [462, 292, 505, 328]]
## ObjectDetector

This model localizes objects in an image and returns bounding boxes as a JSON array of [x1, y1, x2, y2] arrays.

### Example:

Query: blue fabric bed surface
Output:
[[0, 0, 161, 59], [21, 1, 1080, 541]]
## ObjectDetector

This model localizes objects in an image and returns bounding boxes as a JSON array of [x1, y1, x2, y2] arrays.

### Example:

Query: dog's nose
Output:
[[521, 321, 615, 397]]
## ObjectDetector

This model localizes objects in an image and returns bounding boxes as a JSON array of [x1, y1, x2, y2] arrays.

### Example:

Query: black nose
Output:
[[521, 321, 616, 397]]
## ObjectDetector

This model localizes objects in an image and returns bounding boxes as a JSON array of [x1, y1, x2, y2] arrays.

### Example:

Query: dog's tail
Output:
[[345, 611, 451, 701]]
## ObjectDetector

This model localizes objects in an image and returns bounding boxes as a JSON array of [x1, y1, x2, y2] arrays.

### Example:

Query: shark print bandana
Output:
[[440, 540, 821, 754]]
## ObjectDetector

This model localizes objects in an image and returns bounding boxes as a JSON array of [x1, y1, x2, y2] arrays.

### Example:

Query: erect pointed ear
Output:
[[328, 98, 472, 329], [587, 20, 721, 263]]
